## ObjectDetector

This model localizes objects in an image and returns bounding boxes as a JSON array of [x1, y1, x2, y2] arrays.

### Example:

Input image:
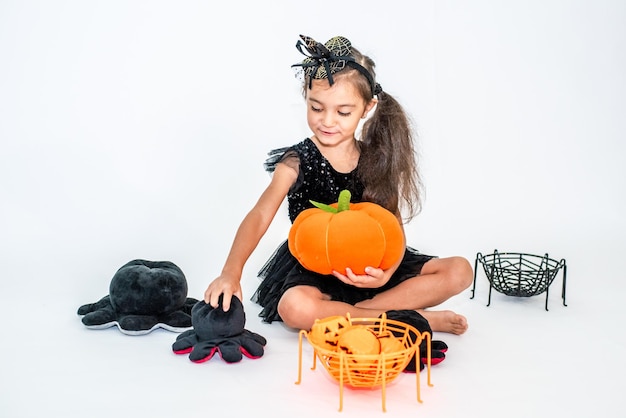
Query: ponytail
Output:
[[358, 91, 422, 222]]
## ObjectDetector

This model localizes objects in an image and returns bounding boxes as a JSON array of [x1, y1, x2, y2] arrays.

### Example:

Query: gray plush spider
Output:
[[78, 260, 198, 335]]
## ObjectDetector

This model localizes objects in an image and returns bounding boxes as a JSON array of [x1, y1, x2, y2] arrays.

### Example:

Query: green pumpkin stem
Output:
[[310, 189, 352, 213]]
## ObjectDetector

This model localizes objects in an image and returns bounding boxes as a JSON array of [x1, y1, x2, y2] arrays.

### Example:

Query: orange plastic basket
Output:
[[296, 313, 433, 412]]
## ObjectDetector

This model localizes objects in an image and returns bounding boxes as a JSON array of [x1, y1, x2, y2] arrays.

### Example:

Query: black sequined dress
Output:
[[252, 138, 435, 323]]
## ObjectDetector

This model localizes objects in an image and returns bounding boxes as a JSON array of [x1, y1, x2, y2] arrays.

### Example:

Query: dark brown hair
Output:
[[323, 48, 423, 222]]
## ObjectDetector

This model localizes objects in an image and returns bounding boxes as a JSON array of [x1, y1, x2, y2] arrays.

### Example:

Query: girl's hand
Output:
[[332, 266, 390, 288], [204, 273, 242, 312]]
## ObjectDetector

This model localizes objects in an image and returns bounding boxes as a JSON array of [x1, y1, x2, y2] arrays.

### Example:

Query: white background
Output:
[[1, 1, 625, 417]]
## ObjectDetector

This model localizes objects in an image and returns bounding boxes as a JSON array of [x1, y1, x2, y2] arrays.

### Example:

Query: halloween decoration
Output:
[[77, 259, 198, 335], [288, 189, 404, 275], [308, 315, 350, 351], [376, 330, 407, 371], [471, 250, 568, 310], [296, 313, 433, 412], [377, 330, 405, 355], [172, 295, 266, 363], [337, 326, 380, 356]]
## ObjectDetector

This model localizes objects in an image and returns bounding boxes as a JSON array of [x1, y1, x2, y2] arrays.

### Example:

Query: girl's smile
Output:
[[306, 77, 376, 148]]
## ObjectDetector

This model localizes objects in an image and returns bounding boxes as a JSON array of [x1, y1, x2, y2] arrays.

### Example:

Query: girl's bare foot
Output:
[[418, 309, 468, 335]]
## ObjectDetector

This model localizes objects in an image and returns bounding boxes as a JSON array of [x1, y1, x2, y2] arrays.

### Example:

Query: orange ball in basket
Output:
[[338, 325, 381, 355], [377, 330, 406, 369], [377, 330, 405, 354]]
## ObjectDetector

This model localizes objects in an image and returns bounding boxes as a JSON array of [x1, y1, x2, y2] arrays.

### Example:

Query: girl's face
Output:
[[305, 77, 376, 147]]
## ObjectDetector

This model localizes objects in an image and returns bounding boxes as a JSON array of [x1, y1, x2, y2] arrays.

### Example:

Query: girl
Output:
[[204, 35, 473, 335]]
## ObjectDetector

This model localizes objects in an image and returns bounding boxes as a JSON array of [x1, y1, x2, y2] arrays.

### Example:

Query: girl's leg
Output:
[[355, 256, 473, 334], [277, 256, 472, 334], [277, 285, 386, 331]]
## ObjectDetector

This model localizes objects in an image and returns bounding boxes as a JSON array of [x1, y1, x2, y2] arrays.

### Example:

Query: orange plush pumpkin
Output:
[[288, 190, 404, 275]]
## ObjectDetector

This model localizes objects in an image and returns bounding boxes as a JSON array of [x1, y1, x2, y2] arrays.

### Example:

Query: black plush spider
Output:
[[77, 260, 198, 335], [173, 295, 266, 363]]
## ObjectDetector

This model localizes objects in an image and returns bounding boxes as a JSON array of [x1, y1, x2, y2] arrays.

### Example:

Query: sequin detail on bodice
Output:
[[264, 138, 365, 222]]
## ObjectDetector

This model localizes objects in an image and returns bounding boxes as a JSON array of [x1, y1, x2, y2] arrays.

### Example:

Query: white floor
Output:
[[1, 235, 624, 418]]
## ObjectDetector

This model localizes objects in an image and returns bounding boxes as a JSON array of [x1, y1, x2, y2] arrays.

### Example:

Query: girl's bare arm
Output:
[[204, 162, 297, 311]]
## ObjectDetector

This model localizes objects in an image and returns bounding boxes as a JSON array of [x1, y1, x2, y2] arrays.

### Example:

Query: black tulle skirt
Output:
[[251, 241, 436, 323]]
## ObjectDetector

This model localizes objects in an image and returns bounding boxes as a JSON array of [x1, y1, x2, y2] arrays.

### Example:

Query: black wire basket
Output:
[[471, 250, 567, 310]]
